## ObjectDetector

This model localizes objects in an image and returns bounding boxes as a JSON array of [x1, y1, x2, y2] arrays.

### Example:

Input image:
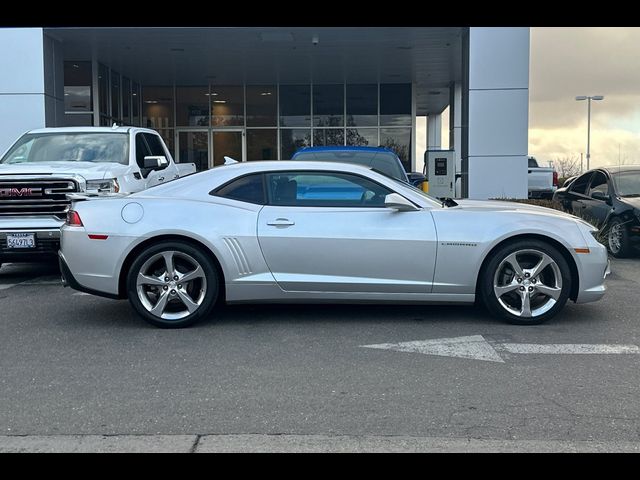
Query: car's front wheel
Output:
[[480, 240, 572, 325], [126, 241, 219, 328], [607, 217, 633, 258]]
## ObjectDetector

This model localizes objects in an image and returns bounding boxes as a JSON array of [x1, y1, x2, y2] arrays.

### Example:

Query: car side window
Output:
[[213, 174, 266, 205], [528, 158, 538, 168], [266, 171, 392, 207], [135, 133, 151, 170], [569, 172, 593, 195], [588, 172, 609, 197]]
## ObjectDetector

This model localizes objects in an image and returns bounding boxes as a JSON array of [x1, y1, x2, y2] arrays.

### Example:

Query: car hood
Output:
[[452, 199, 578, 219], [0, 161, 128, 180]]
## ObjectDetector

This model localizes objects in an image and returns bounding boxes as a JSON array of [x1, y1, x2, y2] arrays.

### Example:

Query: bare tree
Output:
[[553, 155, 582, 178]]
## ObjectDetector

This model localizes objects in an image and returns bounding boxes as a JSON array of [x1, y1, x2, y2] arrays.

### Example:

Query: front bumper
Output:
[[0, 228, 62, 261]]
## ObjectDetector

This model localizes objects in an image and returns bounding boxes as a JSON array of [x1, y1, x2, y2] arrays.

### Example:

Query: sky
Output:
[[529, 27, 640, 169], [416, 27, 640, 173]]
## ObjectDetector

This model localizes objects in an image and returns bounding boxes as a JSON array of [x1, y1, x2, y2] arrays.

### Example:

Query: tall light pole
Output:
[[575, 95, 604, 171]]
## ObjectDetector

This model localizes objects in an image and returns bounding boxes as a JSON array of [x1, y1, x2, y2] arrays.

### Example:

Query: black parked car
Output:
[[553, 166, 640, 257]]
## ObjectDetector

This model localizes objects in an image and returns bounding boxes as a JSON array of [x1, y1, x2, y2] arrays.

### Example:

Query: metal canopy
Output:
[[47, 27, 463, 115]]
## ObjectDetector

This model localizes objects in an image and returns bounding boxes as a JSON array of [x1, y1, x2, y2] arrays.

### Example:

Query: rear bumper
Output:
[[58, 251, 121, 299]]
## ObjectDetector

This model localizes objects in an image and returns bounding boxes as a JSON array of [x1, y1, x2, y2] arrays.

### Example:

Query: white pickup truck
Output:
[[0, 126, 195, 268], [528, 156, 558, 199]]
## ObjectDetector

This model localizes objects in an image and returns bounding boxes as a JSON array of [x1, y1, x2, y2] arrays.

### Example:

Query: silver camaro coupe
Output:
[[58, 161, 609, 328]]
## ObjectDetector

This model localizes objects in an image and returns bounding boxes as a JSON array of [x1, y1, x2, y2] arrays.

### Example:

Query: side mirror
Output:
[[591, 191, 610, 203], [384, 193, 419, 212], [143, 156, 168, 169]]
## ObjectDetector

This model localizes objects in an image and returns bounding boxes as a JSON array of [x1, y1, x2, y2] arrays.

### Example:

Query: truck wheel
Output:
[[607, 217, 633, 258], [126, 241, 219, 328], [480, 239, 572, 325]]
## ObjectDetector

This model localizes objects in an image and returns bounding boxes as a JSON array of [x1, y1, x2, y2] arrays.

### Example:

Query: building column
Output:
[[463, 27, 530, 199], [427, 114, 442, 150], [0, 28, 64, 154]]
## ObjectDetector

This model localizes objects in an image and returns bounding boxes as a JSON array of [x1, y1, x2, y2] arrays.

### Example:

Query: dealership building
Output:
[[0, 27, 530, 199]]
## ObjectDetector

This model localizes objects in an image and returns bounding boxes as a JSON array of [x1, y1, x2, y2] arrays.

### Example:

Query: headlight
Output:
[[86, 178, 120, 193]]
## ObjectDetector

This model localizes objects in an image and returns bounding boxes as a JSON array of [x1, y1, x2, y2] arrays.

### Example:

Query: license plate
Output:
[[6, 233, 36, 249]]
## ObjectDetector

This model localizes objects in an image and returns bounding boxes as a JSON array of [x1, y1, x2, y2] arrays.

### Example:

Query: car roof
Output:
[[293, 146, 396, 155], [600, 165, 640, 173], [25, 126, 154, 135]]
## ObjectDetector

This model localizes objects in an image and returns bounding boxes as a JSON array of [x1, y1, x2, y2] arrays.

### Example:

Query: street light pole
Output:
[[575, 95, 604, 171]]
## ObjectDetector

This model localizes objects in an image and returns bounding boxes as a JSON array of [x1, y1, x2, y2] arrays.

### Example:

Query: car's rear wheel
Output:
[[480, 240, 572, 325], [126, 241, 219, 328], [607, 217, 633, 258]]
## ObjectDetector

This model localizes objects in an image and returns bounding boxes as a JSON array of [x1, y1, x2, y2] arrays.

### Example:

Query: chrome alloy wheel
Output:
[[608, 223, 623, 254], [493, 249, 563, 318], [136, 250, 207, 320]]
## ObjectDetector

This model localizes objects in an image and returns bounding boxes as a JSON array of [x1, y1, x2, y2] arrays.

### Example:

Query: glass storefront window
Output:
[[111, 71, 121, 121], [313, 129, 344, 146], [132, 82, 141, 126], [64, 61, 92, 112], [346, 128, 378, 147], [247, 129, 277, 160], [346, 84, 377, 126], [210, 85, 244, 126], [178, 131, 208, 172], [313, 84, 343, 127], [143, 87, 174, 129], [64, 114, 94, 127], [280, 85, 311, 127], [176, 86, 209, 127], [247, 86, 277, 127], [380, 128, 412, 171], [122, 77, 131, 124], [281, 129, 311, 159], [380, 84, 411, 126], [98, 64, 109, 119]]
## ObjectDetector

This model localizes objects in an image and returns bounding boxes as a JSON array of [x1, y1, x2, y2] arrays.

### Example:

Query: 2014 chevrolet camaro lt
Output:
[[58, 161, 610, 328]]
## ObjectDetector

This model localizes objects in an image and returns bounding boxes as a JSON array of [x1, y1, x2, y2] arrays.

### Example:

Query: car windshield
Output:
[[0, 133, 129, 165], [386, 176, 445, 207], [611, 170, 640, 197]]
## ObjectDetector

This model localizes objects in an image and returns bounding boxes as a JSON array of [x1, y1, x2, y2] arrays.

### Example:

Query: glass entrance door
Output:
[[177, 130, 209, 172], [211, 130, 244, 168]]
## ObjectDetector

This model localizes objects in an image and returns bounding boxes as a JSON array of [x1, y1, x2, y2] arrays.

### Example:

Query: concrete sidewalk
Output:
[[1, 435, 639, 453]]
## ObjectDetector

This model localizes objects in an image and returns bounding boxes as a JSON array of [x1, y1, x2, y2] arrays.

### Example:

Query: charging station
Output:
[[424, 150, 456, 199]]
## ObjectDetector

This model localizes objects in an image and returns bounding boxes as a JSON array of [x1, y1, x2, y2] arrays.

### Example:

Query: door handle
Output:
[[158, 177, 165, 182], [267, 218, 295, 227]]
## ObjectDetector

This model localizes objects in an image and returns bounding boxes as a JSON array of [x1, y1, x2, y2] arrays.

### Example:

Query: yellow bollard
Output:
[[421, 181, 429, 193]]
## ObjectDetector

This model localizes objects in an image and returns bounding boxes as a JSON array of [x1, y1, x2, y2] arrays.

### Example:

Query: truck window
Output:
[[135, 133, 152, 170], [143, 133, 168, 158], [528, 158, 538, 168]]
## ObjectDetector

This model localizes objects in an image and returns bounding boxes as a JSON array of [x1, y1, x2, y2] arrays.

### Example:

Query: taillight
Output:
[[66, 210, 84, 227], [553, 171, 559, 187]]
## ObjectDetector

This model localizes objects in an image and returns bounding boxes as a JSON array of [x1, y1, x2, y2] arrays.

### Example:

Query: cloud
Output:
[[529, 27, 640, 166]]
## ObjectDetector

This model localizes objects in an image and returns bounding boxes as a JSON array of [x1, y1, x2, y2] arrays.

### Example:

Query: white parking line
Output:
[[0, 276, 61, 291]]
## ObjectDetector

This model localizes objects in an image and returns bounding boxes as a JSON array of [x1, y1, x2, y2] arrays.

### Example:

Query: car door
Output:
[[564, 172, 594, 216], [143, 133, 179, 186], [256, 170, 438, 294], [582, 170, 613, 227]]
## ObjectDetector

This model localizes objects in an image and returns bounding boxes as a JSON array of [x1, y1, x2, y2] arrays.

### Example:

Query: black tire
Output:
[[126, 241, 219, 328], [480, 239, 572, 325], [606, 217, 633, 258]]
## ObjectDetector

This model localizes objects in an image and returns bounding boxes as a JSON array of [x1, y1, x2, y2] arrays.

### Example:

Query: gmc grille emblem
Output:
[[0, 187, 43, 197]]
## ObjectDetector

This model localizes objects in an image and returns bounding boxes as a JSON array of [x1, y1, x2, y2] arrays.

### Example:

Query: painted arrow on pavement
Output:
[[360, 335, 640, 363]]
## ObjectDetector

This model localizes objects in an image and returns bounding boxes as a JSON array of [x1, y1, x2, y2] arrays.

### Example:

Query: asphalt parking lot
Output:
[[1, 255, 639, 452]]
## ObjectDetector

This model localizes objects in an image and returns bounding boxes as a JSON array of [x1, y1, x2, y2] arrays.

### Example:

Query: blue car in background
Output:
[[291, 146, 411, 184]]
